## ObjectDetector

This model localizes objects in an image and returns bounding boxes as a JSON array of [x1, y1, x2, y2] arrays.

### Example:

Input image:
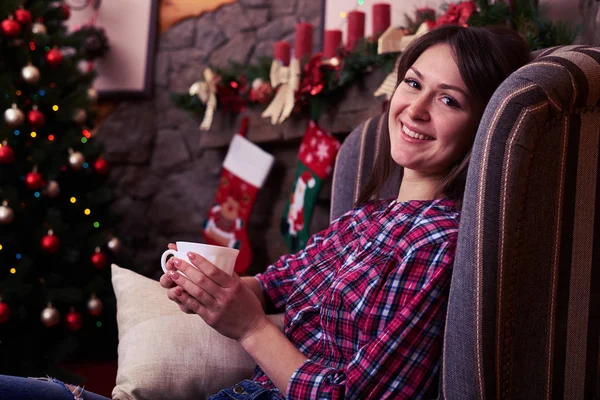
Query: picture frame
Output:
[[66, 0, 159, 99]]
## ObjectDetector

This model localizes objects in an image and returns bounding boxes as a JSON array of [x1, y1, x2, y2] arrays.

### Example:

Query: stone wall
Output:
[[96, 0, 385, 277]]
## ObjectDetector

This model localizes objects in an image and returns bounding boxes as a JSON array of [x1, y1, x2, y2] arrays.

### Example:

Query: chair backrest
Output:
[[331, 45, 600, 399]]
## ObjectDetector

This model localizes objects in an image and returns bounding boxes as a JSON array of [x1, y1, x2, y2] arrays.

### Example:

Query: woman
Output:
[[0, 25, 529, 399]]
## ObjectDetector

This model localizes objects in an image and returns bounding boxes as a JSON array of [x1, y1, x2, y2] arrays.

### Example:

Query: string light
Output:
[[84, 208, 91, 215], [0, 244, 3, 250], [357, 0, 364, 5], [10, 268, 16, 274], [52, 105, 59, 111], [14, 130, 20, 136], [48, 134, 55, 141], [81, 137, 87, 144], [44, 46, 50, 51], [340, 11, 347, 18], [34, 192, 40, 198], [39, 90, 45, 96], [29, 42, 36, 51], [16, 254, 21, 259], [82, 129, 91, 138], [70, 197, 77, 203], [16, 90, 21, 96], [83, 162, 88, 168], [93, 222, 100, 228], [30, 131, 37, 138], [96, 321, 102, 328]]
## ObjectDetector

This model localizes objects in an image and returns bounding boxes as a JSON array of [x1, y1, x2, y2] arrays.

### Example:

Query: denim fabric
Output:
[[0, 374, 110, 400], [207, 380, 282, 400]]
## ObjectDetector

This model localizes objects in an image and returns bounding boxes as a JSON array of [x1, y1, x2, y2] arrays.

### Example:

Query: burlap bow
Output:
[[189, 68, 218, 131], [261, 59, 301, 125]]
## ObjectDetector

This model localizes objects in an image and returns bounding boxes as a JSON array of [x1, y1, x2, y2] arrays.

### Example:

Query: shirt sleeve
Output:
[[286, 238, 456, 400], [254, 210, 356, 312]]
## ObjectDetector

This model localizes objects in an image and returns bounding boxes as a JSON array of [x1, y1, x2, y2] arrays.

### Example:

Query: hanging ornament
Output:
[[46, 48, 63, 68], [68, 149, 85, 170], [21, 64, 40, 84], [14, 9, 33, 26], [41, 230, 60, 253], [72, 109, 87, 124], [87, 88, 98, 103], [25, 169, 45, 190], [249, 78, 275, 105], [65, 308, 82, 331], [93, 157, 109, 175], [27, 107, 45, 128], [87, 294, 103, 316], [1, 18, 21, 37], [91, 247, 107, 269], [4, 104, 25, 128], [0, 142, 14, 164], [76, 26, 109, 60], [41, 303, 60, 327], [44, 180, 60, 198], [107, 236, 121, 253], [59, 4, 71, 20], [0, 300, 11, 324], [0, 201, 14, 224], [31, 22, 47, 35]]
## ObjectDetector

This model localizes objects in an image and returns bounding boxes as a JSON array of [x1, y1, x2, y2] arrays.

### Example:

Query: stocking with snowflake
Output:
[[280, 121, 341, 252]]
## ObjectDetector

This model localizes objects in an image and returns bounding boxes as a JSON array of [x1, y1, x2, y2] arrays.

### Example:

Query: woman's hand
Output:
[[160, 243, 195, 314], [166, 251, 271, 342]]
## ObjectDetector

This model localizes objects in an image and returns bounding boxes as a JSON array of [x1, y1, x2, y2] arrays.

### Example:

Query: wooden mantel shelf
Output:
[[199, 69, 390, 148]]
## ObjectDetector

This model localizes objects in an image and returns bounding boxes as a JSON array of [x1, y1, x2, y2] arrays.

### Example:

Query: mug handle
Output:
[[160, 249, 177, 273]]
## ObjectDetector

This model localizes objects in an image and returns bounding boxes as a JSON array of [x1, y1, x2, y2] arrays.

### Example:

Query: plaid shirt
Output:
[[252, 198, 459, 399]]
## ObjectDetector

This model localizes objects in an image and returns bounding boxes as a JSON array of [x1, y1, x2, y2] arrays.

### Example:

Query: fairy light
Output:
[[81, 138, 87, 144], [52, 105, 59, 111], [96, 321, 102, 328], [30, 131, 37, 138], [14, 130, 20, 136], [48, 134, 55, 141], [357, 0, 364, 5], [10, 268, 16, 274], [93, 222, 100, 228], [83, 162, 88, 169], [44, 46, 50, 51], [70, 197, 77, 204], [34, 192, 40, 198], [84, 208, 91, 215], [16, 254, 21, 259], [39, 90, 45, 96], [29, 42, 36, 51], [340, 11, 347, 18], [82, 130, 91, 138], [0, 244, 3, 250], [16, 90, 21, 96]]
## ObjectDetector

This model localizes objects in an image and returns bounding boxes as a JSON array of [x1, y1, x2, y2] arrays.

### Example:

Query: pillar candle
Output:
[[274, 41, 291, 66], [294, 22, 313, 60], [346, 10, 365, 51], [323, 29, 342, 59], [372, 3, 391, 36]]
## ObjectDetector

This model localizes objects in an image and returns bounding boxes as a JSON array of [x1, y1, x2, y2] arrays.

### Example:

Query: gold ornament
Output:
[[87, 294, 103, 316], [4, 104, 25, 128], [261, 59, 301, 125], [31, 22, 47, 35], [107, 236, 121, 253], [0, 201, 13, 224], [87, 88, 98, 102], [377, 23, 429, 55], [21, 64, 40, 84], [41, 303, 60, 327], [45, 180, 60, 198], [73, 109, 87, 124], [68, 150, 85, 170]]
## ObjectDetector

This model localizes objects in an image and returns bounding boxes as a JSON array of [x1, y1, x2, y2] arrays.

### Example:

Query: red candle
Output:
[[294, 22, 313, 60], [323, 29, 342, 59], [372, 3, 391, 36], [346, 10, 365, 50], [274, 41, 291, 66]]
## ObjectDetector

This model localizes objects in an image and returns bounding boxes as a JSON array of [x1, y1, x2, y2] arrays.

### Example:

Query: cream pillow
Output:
[[111, 264, 283, 400]]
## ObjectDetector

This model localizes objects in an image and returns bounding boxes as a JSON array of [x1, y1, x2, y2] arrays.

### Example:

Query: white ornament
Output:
[[31, 22, 47, 35], [4, 104, 25, 128], [251, 78, 264, 91], [87, 88, 98, 102], [69, 151, 85, 170], [22, 65, 40, 84], [107, 237, 122, 253], [0, 202, 14, 224], [73, 109, 87, 124]]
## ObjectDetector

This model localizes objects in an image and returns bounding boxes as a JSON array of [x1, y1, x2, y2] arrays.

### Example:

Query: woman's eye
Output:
[[403, 78, 420, 89], [442, 96, 461, 109]]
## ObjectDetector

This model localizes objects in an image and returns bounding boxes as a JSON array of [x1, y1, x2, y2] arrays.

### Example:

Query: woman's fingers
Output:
[[167, 287, 194, 314], [169, 270, 217, 308], [168, 243, 177, 250]]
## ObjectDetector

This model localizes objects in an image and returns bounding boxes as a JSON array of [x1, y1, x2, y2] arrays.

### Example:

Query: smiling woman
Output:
[[160, 0, 236, 32]]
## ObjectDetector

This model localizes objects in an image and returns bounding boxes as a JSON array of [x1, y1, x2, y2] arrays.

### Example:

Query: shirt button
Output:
[[233, 385, 246, 394]]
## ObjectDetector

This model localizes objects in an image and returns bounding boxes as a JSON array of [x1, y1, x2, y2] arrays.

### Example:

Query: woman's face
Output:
[[388, 43, 482, 177]]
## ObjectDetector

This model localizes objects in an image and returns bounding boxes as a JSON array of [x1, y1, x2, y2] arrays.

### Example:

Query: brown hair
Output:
[[356, 25, 530, 209]]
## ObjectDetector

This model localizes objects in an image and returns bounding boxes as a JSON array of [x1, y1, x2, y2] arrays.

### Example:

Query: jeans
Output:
[[207, 380, 283, 400], [0, 374, 110, 400]]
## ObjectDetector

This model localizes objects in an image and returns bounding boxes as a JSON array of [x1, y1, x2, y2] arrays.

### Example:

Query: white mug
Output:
[[160, 241, 239, 276]]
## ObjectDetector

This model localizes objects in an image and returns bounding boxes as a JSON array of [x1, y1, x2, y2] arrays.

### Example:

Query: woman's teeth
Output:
[[402, 125, 434, 140]]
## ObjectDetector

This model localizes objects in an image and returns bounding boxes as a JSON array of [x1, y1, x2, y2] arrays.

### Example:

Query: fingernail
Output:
[[175, 287, 183, 296], [173, 258, 181, 267], [169, 271, 180, 280], [187, 252, 196, 260]]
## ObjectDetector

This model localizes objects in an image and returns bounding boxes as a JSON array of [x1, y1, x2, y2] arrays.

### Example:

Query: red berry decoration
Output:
[[93, 158, 110, 175], [14, 9, 32, 26], [27, 109, 45, 128], [41, 232, 60, 253], [46, 49, 63, 67], [25, 171, 45, 190], [0, 301, 11, 324], [0, 144, 14, 164], [91, 248, 107, 269], [1, 18, 21, 37], [65, 309, 82, 331]]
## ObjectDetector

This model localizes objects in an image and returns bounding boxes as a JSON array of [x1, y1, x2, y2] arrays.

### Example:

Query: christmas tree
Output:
[[0, 0, 120, 377]]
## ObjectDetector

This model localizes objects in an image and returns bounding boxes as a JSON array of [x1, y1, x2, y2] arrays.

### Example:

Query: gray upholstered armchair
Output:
[[331, 45, 600, 399]]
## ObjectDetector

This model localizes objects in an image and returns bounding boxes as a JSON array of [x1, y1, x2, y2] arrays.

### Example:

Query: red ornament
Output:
[[91, 249, 107, 269], [25, 171, 45, 190], [0, 301, 11, 324], [93, 158, 110, 175], [60, 5, 71, 20], [14, 9, 33, 26], [27, 109, 45, 128], [46, 49, 63, 67], [1, 18, 21, 37], [65, 309, 82, 331], [41, 232, 60, 253], [0, 144, 14, 164]]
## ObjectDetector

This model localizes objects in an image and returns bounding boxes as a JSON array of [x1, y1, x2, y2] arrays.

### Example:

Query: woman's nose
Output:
[[407, 95, 430, 121]]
